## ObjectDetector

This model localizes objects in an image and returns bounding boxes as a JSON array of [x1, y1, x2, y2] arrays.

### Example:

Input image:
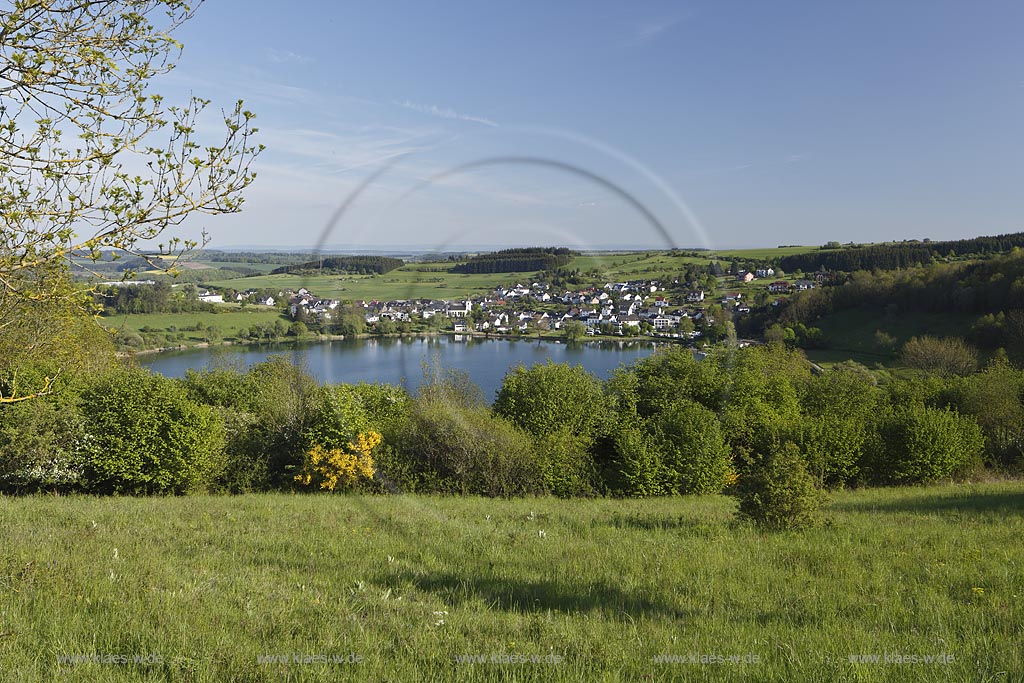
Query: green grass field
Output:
[[806, 309, 979, 367], [100, 308, 288, 341], [714, 245, 819, 260], [1, 483, 1020, 681], [197, 247, 819, 303], [203, 266, 538, 302]]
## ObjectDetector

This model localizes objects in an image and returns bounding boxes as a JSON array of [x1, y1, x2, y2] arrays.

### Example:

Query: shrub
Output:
[[79, 369, 225, 494], [797, 365, 882, 487], [874, 403, 985, 484], [900, 335, 978, 377], [196, 357, 321, 489], [536, 428, 597, 497], [494, 361, 609, 437], [294, 432, 380, 491], [392, 395, 543, 497], [941, 358, 1024, 471], [734, 442, 826, 530], [650, 400, 732, 494], [0, 396, 86, 492], [494, 362, 607, 495], [610, 422, 663, 497]]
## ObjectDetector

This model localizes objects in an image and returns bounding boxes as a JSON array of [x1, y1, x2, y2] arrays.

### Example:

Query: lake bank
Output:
[[137, 335, 663, 399]]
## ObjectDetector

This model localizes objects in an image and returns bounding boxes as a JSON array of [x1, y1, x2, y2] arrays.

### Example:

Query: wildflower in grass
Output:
[[972, 587, 985, 596], [294, 431, 381, 491]]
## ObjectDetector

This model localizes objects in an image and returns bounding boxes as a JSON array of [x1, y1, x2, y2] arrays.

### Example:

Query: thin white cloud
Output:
[[633, 15, 689, 43], [395, 99, 499, 127], [267, 48, 313, 64], [256, 125, 442, 175]]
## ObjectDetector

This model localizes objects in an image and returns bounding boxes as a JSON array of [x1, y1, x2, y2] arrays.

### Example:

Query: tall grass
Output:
[[1, 483, 1020, 681]]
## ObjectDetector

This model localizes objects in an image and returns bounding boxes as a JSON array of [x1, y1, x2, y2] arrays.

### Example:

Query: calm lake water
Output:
[[139, 335, 661, 400]]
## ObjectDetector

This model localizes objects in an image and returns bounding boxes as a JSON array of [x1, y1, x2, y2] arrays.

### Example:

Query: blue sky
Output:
[[161, 0, 1024, 251]]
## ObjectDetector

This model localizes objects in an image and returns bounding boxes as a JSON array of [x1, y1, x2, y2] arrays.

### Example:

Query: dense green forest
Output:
[[270, 256, 405, 275], [778, 231, 1024, 272], [743, 249, 1024, 359], [451, 247, 577, 274]]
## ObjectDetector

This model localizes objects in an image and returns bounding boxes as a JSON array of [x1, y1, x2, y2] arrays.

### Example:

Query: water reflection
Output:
[[140, 335, 660, 400]]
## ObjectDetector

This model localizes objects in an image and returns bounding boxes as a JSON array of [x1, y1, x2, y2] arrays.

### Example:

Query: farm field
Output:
[[713, 245, 820, 260], [199, 247, 810, 303], [203, 267, 545, 302], [1, 483, 1020, 681]]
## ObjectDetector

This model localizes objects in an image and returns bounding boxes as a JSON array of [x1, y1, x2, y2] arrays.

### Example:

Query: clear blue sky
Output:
[[162, 0, 1024, 251]]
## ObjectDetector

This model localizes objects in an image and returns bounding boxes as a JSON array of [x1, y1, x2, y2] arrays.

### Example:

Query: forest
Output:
[[451, 247, 577, 274]]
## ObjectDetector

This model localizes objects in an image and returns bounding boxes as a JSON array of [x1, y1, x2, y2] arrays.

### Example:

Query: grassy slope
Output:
[[99, 308, 289, 340], [1, 483, 1020, 681], [203, 266, 539, 302], [197, 247, 819, 302], [805, 309, 979, 367]]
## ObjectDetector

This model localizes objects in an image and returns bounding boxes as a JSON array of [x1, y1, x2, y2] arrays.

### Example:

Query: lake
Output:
[[138, 335, 661, 400]]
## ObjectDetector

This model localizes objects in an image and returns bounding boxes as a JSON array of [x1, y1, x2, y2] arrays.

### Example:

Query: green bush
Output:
[[941, 359, 1024, 471], [494, 361, 609, 437], [650, 400, 731, 494], [0, 396, 86, 492], [536, 428, 598, 497], [874, 403, 985, 484], [796, 365, 882, 488], [610, 422, 663, 497], [734, 442, 826, 530], [493, 362, 607, 496], [392, 395, 544, 497], [79, 369, 225, 494]]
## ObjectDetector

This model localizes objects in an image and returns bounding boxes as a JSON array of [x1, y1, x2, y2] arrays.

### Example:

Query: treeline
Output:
[[159, 267, 262, 282], [195, 250, 313, 266], [270, 256, 404, 275], [96, 282, 213, 315], [746, 250, 1024, 355], [3, 345, 1020, 497], [778, 232, 1024, 273], [451, 247, 576, 274]]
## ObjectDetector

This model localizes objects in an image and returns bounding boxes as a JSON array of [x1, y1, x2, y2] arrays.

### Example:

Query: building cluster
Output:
[[222, 270, 833, 339]]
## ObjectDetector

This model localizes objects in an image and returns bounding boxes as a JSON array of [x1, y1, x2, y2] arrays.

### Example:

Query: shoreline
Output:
[[119, 330, 684, 358]]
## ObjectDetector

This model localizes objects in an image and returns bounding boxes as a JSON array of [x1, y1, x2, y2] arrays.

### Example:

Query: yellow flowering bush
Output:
[[294, 431, 380, 491]]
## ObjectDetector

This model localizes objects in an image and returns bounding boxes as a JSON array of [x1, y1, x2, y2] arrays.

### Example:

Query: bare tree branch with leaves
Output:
[[0, 0, 262, 402]]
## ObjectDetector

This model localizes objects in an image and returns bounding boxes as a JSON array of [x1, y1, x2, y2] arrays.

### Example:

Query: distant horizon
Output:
[[200, 227, 1020, 255]]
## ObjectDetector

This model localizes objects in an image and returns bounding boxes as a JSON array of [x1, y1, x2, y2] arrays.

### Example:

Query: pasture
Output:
[[1, 483, 1020, 681]]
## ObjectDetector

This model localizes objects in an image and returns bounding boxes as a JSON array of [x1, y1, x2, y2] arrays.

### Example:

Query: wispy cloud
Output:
[[256, 124, 442, 176], [633, 15, 689, 44], [267, 48, 313, 64], [395, 99, 499, 127]]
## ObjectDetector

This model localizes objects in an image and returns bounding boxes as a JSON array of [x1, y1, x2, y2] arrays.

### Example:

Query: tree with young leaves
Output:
[[0, 1, 261, 402]]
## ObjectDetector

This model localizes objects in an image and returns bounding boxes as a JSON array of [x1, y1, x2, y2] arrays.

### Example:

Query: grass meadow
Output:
[[806, 310, 980, 368], [0, 483, 1020, 681], [203, 266, 537, 302], [100, 309, 288, 342]]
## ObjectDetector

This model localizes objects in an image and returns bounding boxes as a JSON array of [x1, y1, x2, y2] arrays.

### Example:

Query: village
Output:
[[224, 267, 827, 340]]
